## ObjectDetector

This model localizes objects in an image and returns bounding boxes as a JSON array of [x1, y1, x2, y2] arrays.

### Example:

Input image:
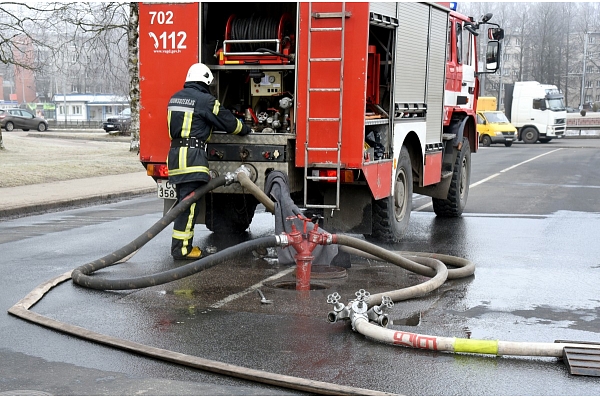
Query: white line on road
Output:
[[209, 266, 295, 309], [499, 148, 563, 173], [414, 148, 563, 212]]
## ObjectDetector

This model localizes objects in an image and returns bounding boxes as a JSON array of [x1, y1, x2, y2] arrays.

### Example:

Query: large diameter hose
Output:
[[237, 171, 274, 214], [72, 174, 229, 288], [72, 236, 278, 290], [353, 319, 600, 357], [9, 273, 393, 396], [334, 234, 477, 306]]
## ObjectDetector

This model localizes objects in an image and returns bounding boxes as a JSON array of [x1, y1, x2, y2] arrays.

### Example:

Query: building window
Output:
[[596, 94, 600, 102], [106, 106, 113, 114], [59, 106, 66, 115], [596, 80, 600, 88], [585, 95, 592, 103], [515, 38, 521, 46], [585, 81, 593, 88], [588, 35, 595, 44], [72, 105, 81, 115]]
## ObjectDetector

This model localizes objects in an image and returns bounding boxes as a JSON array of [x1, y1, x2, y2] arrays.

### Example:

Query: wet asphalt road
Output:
[[2, 138, 600, 395]]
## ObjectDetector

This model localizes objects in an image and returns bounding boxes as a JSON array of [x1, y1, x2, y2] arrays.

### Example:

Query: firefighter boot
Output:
[[172, 246, 203, 260]]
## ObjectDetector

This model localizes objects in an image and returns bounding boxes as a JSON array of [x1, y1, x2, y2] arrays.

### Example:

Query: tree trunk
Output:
[[128, 3, 140, 153]]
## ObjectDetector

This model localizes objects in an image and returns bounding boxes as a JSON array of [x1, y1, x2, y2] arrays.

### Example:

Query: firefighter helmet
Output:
[[185, 63, 213, 85]]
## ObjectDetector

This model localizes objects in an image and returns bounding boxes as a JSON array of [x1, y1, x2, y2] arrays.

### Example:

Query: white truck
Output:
[[504, 81, 566, 144]]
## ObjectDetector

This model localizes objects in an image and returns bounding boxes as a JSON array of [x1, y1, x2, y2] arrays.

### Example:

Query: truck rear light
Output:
[[317, 169, 354, 183], [146, 163, 169, 178]]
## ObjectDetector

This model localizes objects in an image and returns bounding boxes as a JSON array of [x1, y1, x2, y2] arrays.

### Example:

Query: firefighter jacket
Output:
[[166, 82, 250, 185]]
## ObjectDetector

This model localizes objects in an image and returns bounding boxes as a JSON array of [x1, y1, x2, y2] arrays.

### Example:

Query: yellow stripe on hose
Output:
[[453, 338, 499, 355]]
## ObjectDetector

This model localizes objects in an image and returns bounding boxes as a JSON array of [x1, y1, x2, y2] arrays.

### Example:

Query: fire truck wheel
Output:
[[481, 135, 491, 147], [368, 145, 413, 243], [522, 127, 539, 144], [205, 193, 258, 234], [433, 137, 470, 217]]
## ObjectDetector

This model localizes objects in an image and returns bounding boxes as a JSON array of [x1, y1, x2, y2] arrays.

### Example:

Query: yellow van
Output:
[[477, 97, 517, 147]]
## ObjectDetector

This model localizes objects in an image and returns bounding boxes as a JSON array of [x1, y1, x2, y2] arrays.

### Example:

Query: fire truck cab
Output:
[[139, 2, 502, 242]]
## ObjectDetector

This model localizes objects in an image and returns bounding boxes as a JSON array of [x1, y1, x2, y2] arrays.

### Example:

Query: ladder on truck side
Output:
[[303, 2, 348, 211]]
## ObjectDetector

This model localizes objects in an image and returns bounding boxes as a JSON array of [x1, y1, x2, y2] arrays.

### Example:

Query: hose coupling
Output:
[[223, 171, 237, 186], [351, 312, 369, 332], [234, 164, 254, 181], [274, 234, 289, 247], [367, 295, 394, 328], [347, 289, 371, 331]]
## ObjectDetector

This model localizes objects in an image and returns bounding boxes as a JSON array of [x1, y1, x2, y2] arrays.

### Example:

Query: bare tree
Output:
[[128, 3, 140, 152], [0, 2, 136, 151]]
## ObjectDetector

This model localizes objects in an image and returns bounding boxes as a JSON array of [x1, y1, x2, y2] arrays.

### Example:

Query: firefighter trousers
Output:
[[171, 181, 206, 258]]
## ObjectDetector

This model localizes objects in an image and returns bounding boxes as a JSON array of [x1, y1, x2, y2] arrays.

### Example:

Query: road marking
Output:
[[414, 149, 563, 212], [499, 148, 563, 173], [209, 266, 295, 309]]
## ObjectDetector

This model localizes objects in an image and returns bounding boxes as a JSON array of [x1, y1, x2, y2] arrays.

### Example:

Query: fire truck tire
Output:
[[481, 135, 492, 147], [433, 137, 470, 217], [522, 127, 539, 144], [205, 193, 258, 234], [368, 145, 412, 243]]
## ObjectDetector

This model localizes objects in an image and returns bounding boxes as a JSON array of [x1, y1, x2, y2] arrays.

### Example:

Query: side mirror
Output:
[[485, 41, 500, 72], [488, 27, 504, 41]]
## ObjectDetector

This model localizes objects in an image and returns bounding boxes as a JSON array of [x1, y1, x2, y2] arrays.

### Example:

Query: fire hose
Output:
[[8, 166, 600, 395]]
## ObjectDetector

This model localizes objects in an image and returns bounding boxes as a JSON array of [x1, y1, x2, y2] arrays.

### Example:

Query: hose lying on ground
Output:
[[238, 175, 600, 359], [71, 174, 228, 288], [10, 168, 395, 395]]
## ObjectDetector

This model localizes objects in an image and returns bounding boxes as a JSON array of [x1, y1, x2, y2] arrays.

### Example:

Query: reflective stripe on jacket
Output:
[[166, 82, 248, 184]]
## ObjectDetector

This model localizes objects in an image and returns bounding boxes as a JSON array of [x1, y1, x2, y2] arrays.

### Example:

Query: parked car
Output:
[[566, 107, 578, 113], [103, 108, 131, 133], [0, 108, 48, 132]]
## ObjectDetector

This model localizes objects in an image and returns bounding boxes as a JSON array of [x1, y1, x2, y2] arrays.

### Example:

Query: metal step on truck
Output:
[[138, 2, 503, 242]]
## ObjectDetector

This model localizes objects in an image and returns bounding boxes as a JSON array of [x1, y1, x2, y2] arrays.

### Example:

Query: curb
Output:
[[28, 133, 131, 143], [0, 188, 155, 221]]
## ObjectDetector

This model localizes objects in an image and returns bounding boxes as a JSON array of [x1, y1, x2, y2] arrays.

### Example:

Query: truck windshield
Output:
[[547, 98, 565, 111], [483, 112, 509, 123]]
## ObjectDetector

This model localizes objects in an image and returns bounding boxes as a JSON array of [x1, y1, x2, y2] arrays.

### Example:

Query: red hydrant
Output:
[[284, 215, 332, 290]]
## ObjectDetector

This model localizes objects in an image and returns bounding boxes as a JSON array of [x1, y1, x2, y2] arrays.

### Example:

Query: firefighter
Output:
[[167, 62, 251, 260]]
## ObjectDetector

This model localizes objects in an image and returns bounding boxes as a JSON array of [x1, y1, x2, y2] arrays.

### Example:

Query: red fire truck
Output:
[[138, 2, 503, 242]]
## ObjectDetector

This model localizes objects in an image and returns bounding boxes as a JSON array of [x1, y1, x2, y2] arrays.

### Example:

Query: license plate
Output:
[[106, 124, 114, 128], [157, 179, 176, 199]]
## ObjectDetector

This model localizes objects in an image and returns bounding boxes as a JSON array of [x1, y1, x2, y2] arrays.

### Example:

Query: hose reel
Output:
[[218, 13, 295, 65]]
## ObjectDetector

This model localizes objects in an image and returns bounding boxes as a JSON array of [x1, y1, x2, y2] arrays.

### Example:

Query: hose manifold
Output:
[[326, 290, 394, 329]]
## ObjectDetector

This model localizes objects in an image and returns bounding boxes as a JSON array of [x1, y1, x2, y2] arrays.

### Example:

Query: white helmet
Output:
[[185, 63, 213, 85]]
